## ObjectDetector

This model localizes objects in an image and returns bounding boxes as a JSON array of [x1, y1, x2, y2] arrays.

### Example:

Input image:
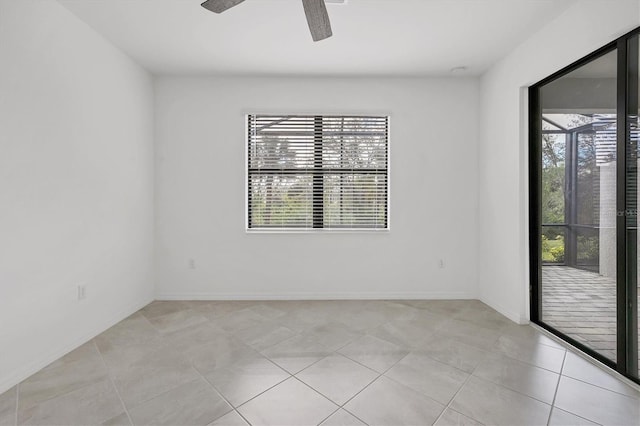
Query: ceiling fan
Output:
[[200, 0, 333, 42]]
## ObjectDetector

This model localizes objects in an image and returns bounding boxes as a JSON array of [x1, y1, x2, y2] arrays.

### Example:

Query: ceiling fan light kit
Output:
[[200, 0, 334, 41]]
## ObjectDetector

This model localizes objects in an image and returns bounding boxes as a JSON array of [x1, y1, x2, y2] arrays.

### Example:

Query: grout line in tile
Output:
[[466, 372, 555, 409], [336, 344, 409, 376], [432, 350, 490, 426], [559, 373, 640, 400], [246, 329, 301, 353], [548, 407, 605, 426], [232, 408, 253, 426], [383, 353, 465, 385], [290, 351, 383, 425], [327, 333, 365, 353], [261, 353, 298, 375], [199, 372, 251, 425], [339, 403, 371, 425], [533, 323, 640, 393], [488, 346, 566, 375], [14, 300, 638, 426], [336, 370, 381, 407], [438, 407, 487, 426], [378, 372, 453, 425], [547, 349, 567, 426], [14, 383, 19, 426], [92, 340, 134, 426], [315, 407, 341, 426], [411, 343, 482, 376], [14, 347, 114, 414], [119, 383, 182, 412], [333, 348, 413, 425], [290, 376, 341, 408], [296, 366, 368, 409], [209, 369, 291, 412], [440, 366, 473, 410], [467, 351, 562, 407], [430, 410, 447, 426], [431, 333, 498, 356], [292, 353, 334, 377]]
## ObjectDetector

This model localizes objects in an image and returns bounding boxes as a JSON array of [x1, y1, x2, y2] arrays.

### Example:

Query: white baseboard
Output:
[[0, 296, 152, 395], [480, 296, 528, 325], [156, 291, 477, 301]]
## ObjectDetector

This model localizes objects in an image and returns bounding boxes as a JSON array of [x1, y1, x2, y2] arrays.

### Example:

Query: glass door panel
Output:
[[539, 49, 618, 363], [630, 34, 640, 378]]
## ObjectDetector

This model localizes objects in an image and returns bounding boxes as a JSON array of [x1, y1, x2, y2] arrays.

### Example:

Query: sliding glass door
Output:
[[530, 28, 640, 383], [629, 34, 640, 377]]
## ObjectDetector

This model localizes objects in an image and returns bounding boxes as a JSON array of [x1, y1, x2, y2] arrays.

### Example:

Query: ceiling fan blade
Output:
[[201, 0, 246, 14], [302, 0, 332, 42]]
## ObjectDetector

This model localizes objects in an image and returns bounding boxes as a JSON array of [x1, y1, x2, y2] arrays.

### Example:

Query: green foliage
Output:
[[542, 166, 565, 225], [250, 120, 388, 227], [541, 133, 565, 225], [542, 235, 565, 263], [550, 245, 565, 263], [539, 114, 602, 266]]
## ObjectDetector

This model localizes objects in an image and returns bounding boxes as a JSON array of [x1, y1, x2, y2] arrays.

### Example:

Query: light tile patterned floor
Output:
[[542, 265, 640, 369], [0, 300, 639, 426]]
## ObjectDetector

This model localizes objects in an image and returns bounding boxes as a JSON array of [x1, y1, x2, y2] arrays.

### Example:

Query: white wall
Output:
[[0, 0, 155, 393], [155, 77, 479, 300], [478, 0, 640, 323]]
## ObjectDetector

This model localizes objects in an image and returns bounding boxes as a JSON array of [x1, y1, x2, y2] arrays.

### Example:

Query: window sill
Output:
[[246, 228, 390, 234]]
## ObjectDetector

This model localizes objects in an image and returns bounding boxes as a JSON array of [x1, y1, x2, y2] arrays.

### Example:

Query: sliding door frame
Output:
[[529, 26, 640, 384]]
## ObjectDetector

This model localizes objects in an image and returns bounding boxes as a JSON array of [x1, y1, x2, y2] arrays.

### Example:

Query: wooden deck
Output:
[[542, 265, 639, 371]]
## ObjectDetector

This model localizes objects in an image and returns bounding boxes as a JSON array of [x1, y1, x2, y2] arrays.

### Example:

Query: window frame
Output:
[[245, 113, 391, 233]]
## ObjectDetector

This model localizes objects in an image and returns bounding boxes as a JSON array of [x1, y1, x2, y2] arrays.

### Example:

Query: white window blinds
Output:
[[247, 115, 389, 230]]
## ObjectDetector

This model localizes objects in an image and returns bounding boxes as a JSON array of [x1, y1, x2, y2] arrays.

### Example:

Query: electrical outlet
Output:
[[188, 258, 196, 270], [77, 285, 86, 301], [438, 259, 445, 269]]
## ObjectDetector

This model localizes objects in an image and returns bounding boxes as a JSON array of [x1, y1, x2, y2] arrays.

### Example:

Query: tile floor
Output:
[[1, 300, 639, 426]]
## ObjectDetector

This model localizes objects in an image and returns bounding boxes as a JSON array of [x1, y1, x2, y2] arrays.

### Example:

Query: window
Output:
[[247, 114, 389, 231]]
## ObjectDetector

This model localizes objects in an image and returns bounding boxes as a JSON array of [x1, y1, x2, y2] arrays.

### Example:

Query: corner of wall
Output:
[[476, 0, 639, 326], [0, 0, 157, 394], [0, 296, 152, 395]]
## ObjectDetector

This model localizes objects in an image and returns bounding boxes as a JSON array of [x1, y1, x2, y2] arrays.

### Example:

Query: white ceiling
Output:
[[58, 0, 576, 77]]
